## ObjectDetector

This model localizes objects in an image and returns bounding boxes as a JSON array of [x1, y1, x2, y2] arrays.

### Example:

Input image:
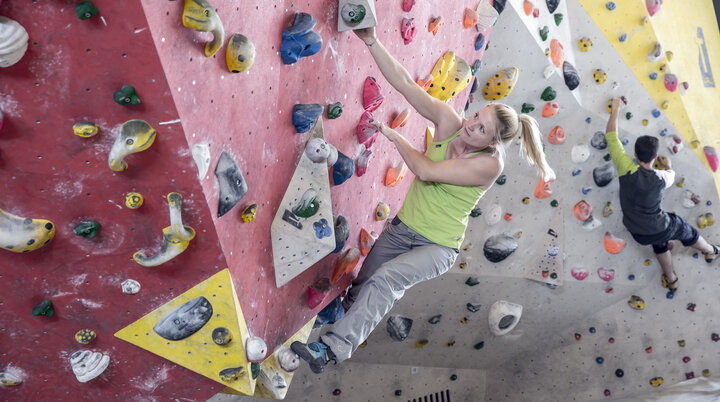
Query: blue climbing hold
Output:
[[693, 253, 699, 259], [582, 186, 592, 195], [471, 59, 482, 76], [314, 295, 345, 328], [618, 33, 627, 42], [707, 201, 712, 206], [470, 77, 479, 94], [585, 117, 592, 124], [292, 104, 324, 133], [650, 72, 658, 80], [652, 109, 661, 118], [628, 274, 635, 280], [475, 33, 486, 51], [659, 128, 668, 136], [572, 169, 582, 176], [313, 218, 332, 239], [621, 138, 629, 145], [589, 327, 596, 333], [596, 357, 604, 364], [606, 1, 616, 10], [280, 12, 323, 64], [332, 151, 355, 185], [666, 291, 675, 299]]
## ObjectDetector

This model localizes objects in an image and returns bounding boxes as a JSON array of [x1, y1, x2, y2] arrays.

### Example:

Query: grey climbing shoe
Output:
[[290, 341, 335, 374]]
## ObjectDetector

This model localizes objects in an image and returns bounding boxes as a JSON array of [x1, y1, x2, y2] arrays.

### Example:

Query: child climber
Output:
[[290, 24, 555, 374], [605, 97, 719, 297]]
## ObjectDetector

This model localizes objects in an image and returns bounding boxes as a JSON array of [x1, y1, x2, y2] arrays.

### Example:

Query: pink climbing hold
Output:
[[604, 232, 626, 254], [704, 146, 718, 172], [402, 0, 416, 12], [664, 73, 678, 92], [597, 267, 615, 281], [401, 18, 417, 45], [571, 268, 589, 281], [308, 278, 331, 309], [646, 0, 662, 16], [363, 76, 384, 113], [356, 148, 372, 176], [357, 111, 379, 148]]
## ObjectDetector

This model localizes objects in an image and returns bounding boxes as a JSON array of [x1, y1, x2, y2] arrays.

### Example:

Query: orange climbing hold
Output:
[[385, 161, 408, 187], [550, 39, 565, 68], [548, 126, 565, 144], [574, 200, 592, 221], [603, 232, 626, 254], [331, 248, 361, 283], [390, 108, 411, 129], [428, 16, 443, 36], [359, 228, 379, 256], [523, 0, 534, 16], [463, 8, 478, 28], [542, 102, 559, 117], [534, 178, 553, 199], [416, 74, 433, 91]]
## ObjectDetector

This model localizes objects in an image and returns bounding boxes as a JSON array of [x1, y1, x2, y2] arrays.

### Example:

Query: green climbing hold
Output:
[[521, 103, 535, 113], [467, 303, 481, 312], [327, 102, 343, 119], [32, 300, 54, 317], [625, 112, 633, 120], [539, 26, 549, 41], [395, 390, 402, 396], [341, 3, 366, 24], [603, 153, 612, 161], [550, 272, 558, 279], [541, 86, 556, 101], [470, 208, 482, 218], [428, 314, 442, 324], [292, 189, 320, 218], [496, 174, 507, 185], [554, 13, 563, 26], [465, 277, 480, 286], [74, 221, 101, 238], [113, 85, 141, 105], [450, 374, 458, 381], [474, 341, 485, 350], [251, 362, 261, 379], [75, 1, 99, 20], [550, 199, 559, 207]]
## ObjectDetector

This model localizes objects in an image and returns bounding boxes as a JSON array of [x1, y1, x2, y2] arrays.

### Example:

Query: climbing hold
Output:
[[313, 218, 332, 239], [280, 12, 322, 64], [550, 200, 558, 208], [649, 72, 658, 80], [466, 277, 480, 286], [550, 39, 564, 68], [385, 161, 408, 187], [546, 0, 560, 13], [703, 369, 711, 377], [574, 333, 582, 341], [332, 151, 355, 185], [593, 69, 607, 84], [327, 102, 343, 120], [539, 26, 549, 41], [571, 268, 589, 280], [571, 145, 590, 163], [664, 73, 678, 92], [602, 202, 613, 217], [428, 16, 444, 36], [597, 267, 615, 281], [628, 295, 645, 310], [226, 34, 255, 73], [471, 207, 483, 216], [70, 350, 110, 383], [152, 296, 212, 341], [624, 112, 633, 120], [120, 279, 141, 295], [292, 189, 320, 218], [596, 357, 604, 364], [305, 138, 331, 164], [31, 299, 54, 317], [356, 149, 372, 177], [521, 103, 535, 113], [676, 176, 686, 188], [363, 76, 384, 113], [661, 100, 669, 110], [647, 42, 663, 62], [590, 132, 607, 150], [606, 1, 616, 10], [400, 18, 417, 45], [416, 74, 433, 91], [113, 85, 140, 106], [464, 8, 479, 28], [521, 197, 530, 204], [697, 213, 714, 229], [483, 233, 518, 263], [541, 86, 557, 101], [375, 202, 390, 221], [681, 190, 701, 208], [219, 366, 247, 382], [604, 232, 625, 254], [74, 221, 100, 239], [293, 104, 324, 134], [359, 228, 378, 256], [307, 277, 331, 309], [554, 13, 563, 25], [340, 3, 366, 24], [215, 152, 248, 217], [482, 67, 519, 101], [463, 243, 473, 252], [617, 33, 627, 42], [387, 316, 413, 342], [522, 1, 534, 16], [574, 200, 592, 221], [534, 178, 553, 199], [0, 17, 29, 68], [415, 339, 429, 348], [496, 174, 507, 185], [76, 1, 99, 19], [642, 119, 649, 126], [357, 111, 379, 148], [210, 327, 232, 345], [471, 59, 482, 76], [703, 146, 719, 172], [75, 329, 97, 344], [390, 108, 411, 129], [615, 369, 624, 378], [579, 37, 592, 51], [485, 204, 502, 226], [666, 135, 683, 154], [133, 193, 195, 267], [543, 64, 554, 79], [474, 33, 486, 51], [0, 372, 21, 386], [182, 0, 224, 56], [331, 247, 360, 283], [244, 336, 268, 363], [646, 0, 662, 16], [191, 143, 210, 181], [0, 206, 56, 253], [572, 169, 581, 176], [542, 102, 559, 117], [581, 187, 593, 196], [593, 163, 614, 187], [563, 62, 580, 90], [108, 120, 156, 172], [650, 377, 664, 387], [73, 121, 99, 138], [467, 303, 481, 313], [428, 314, 442, 324], [124, 192, 144, 210], [548, 126, 565, 144], [488, 300, 523, 336], [238, 204, 257, 223]]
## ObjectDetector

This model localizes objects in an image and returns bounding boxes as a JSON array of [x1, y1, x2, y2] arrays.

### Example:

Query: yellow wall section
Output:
[[579, 0, 720, 191]]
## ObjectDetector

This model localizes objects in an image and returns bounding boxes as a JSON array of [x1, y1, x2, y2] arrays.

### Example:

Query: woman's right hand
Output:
[[353, 27, 377, 45]]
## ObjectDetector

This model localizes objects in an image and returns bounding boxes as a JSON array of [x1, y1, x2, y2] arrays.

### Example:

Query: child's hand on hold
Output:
[[657, 155, 672, 169], [611, 97, 624, 112]]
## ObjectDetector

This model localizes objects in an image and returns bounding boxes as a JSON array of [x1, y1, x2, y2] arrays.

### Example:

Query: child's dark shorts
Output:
[[631, 213, 699, 254]]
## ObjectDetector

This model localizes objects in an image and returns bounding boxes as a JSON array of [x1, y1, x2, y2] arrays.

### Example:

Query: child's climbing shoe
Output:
[[291, 341, 335, 374], [661, 273, 678, 299], [703, 244, 720, 263]]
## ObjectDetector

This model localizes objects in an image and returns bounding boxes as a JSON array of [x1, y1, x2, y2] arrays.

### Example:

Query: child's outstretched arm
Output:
[[605, 98, 637, 177]]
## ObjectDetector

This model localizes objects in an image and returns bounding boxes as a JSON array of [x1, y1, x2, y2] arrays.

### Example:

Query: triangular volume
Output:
[[115, 269, 255, 395], [524, 207, 564, 286], [271, 118, 336, 288]]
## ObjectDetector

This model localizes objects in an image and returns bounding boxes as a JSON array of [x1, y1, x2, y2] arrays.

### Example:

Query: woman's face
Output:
[[462, 105, 499, 149]]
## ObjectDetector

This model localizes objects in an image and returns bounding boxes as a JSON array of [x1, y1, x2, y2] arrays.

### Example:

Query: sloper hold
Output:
[[482, 67, 519, 101], [593, 163, 614, 187], [292, 104, 324, 133], [182, 0, 225, 57], [704, 146, 719, 172], [331, 247, 361, 283], [562, 61, 580, 90], [386, 161, 408, 187], [604, 232, 626, 254], [534, 178, 553, 198], [305, 138, 330, 163], [332, 151, 355, 185], [488, 300, 522, 336], [546, 0, 559, 13], [428, 52, 472, 102], [359, 227, 378, 256], [133, 193, 196, 267], [215, 152, 248, 217], [0, 16, 30, 68], [0, 372, 22, 386], [523, 0, 534, 16], [363, 76, 384, 112], [356, 148, 372, 176], [591, 131, 607, 149], [597, 267, 614, 281], [387, 316, 413, 342], [0, 207, 55, 253], [153, 296, 213, 340], [357, 111, 379, 148], [483, 233, 518, 262], [541, 86, 556, 101], [550, 39, 564, 67], [73, 121, 99, 138], [492, 0, 507, 14], [400, 18, 417, 45], [246, 336, 268, 362], [646, 0, 662, 16], [476, 0, 499, 31], [226, 34, 255, 73], [192, 143, 210, 180], [571, 268, 588, 280], [108, 120, 156, 171], [280, 12, 322, 64]]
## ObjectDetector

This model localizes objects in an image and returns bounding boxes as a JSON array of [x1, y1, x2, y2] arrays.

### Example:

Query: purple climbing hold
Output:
[[606, 2, 616, 10], [332, 151, 355, 185], [475, 33, 486, 51], [659, 128, 668, 136], [292, 104, 324, 133], [280, 13, 323, 64]]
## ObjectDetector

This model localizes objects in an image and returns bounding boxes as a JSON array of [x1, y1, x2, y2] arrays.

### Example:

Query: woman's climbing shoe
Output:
[[290, 341, 335, 374], [703, 244, 720, 263], [661, 273, 678, 299]]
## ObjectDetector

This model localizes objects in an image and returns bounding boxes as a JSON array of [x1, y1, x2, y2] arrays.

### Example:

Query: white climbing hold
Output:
[[571, 144, 590, 163], [304, 138, 330, 163], [543, 64, 555, 79], [191, 143, 210, 180], [326, 143, 339, 167], [276, 346, 300, 372], [484, 204, 502, 226], [70, 350, 110, 383], [647, 41, 663, 62], [246, 336, 268, 362], [0, 16, 29, 68], [121, 279, 141, 294], [488, 300, 523, 336], [582, 215, 602, 231]]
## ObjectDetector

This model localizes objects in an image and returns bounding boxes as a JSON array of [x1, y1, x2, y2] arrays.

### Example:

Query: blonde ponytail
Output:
[[518, 114, 556, 181]]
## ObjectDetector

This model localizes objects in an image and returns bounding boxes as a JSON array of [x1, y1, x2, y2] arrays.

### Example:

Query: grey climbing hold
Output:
[[483, 233, 518, 262], [304, 138, 330, 163], [387, 315, 413, 342], [333, 215, 350, 253], [591, 131, 607, 150], [215, 151, 248, 218], [493, 0, 507, 14], [153, 296, 213, 341], [488, 300, 522, 336], [121, 279, 141, 294], [563, 61, 580, 91], [593, 163, 614, 187]]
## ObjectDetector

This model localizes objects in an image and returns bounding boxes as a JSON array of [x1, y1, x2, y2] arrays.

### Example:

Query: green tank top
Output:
[[397, 130, 490, 249]]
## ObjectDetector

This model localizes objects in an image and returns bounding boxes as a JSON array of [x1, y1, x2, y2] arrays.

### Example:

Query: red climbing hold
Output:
[[464, 8, 479, 28], [597, 267, 615, 281], [571, 268, 589, 280], [402, 0, 416, 12], [542, 101, 559, 117], [401, 18, 417, 45], [548, 126, 565, 144], [603, 232, 626, 254], [331, 248, 361, 283], [333, 388, 342, 396], [363, 76, 384, 113], [532, 7, 540, 18], [429, 16, 444, 36], [359, 227, 379, 256], [711, 333, 719, 342], [664, 73, 678, 92], [534, 178, 553, 199], [575, 333, 582, 341], [356, 148, 372, 177], [646, 0, 662, 16], [357, 111, 379, 148], [308, 278, 331, 309], [550, 39, 565, 68], [574, 200, 592, 221], [390, 108, 411, 129], [703, 146, 718, 172]]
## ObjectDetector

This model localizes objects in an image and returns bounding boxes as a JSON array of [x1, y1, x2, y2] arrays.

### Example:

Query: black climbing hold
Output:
[[292, 103, 324, 133], [546, 0, 560, 13], [153, 296, 213, 341], [470, 208, 482, 217], [386, 315, 413, 342], [31, 299, 54, 317], [215, 151, 248, 218], [483, 233, 518, 262], [474, 341, 485, 349], [563, 61, 580, 91], [493, 0, 507, 14], [466, 277, 480, 286], [467, 303, 481, 312], [333, 215, 350, 253], [212, 327, 232, 345], [450, 374, 458, 381], [332, 151, 355, 186], [593, 163, 614, 187], [428, 314, 442, 324], [615, 368, 624, 377], [591, 131, 607, 150], [470, 77, 479, 94], [499, 315, 515, 330]]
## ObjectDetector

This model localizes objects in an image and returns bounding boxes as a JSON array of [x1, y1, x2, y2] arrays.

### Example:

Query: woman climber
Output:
[[292, 26, 555, 374]]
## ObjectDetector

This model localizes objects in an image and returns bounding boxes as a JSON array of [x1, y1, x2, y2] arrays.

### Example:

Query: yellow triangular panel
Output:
[[115, 269, 255, 395], [425, 127, 435, 152], [220, 316, 315, 399]]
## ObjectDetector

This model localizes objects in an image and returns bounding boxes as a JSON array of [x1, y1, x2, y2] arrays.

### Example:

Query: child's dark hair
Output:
[[635, 135, 659, 163]]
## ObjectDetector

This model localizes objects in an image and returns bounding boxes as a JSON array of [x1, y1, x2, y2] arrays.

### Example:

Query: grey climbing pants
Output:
[[321, 216, 458, 362]]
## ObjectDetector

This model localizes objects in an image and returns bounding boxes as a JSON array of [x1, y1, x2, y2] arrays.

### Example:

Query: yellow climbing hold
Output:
[[226, 34, 255, 74], [75, 329, 97, 344], [642, 119, 649, 126], [578, 37, 592, 51], [73, 121, 99, 138], [0, 372, 22, 386], [415, 339, 429, 348], [182, 0, 224, 57], [125, 192, 144, 209], [0, 207, 55, 253], [628, 295, 645, 310], [593, 69, 607, 84], [428, 51, 472, 102], [482, 67, 519, 101], [698, 213, 714, 229], [643, 259, 652, 266], [661, 100, 669, 110]]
